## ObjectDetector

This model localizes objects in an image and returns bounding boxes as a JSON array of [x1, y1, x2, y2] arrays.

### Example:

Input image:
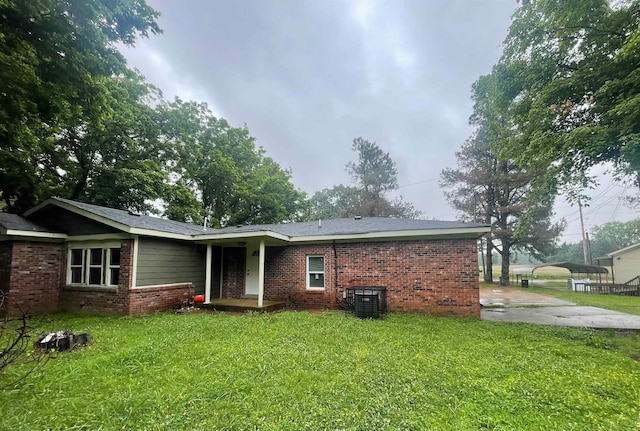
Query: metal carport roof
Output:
[[532, 262, 609, 275]]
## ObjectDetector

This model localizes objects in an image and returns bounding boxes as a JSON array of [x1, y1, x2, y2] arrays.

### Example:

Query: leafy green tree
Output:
[[591, 219, 640, 258], [0, 0, 161, 212], [494, 0, 640, 193], [160, 99, 307, 226], [545, 242, 585, 264], [309, 138, 420, 220], [309, 185, 364, 220], [545, 219, 640, 264], [59, 74, 169, 214]]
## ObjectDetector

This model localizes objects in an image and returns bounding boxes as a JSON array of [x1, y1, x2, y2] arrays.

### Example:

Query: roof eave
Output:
[[24, 198, 133, 234], [25, 198, 200, 241], [288, 226, 490, 243], [195, 230, 291, 243], [607, 242, 640, 257], [128, 228, 199, 241], [2, 230, 68, 240]]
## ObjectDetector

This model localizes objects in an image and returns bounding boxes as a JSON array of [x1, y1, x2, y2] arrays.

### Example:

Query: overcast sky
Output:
[[120, 0, 636, 243]]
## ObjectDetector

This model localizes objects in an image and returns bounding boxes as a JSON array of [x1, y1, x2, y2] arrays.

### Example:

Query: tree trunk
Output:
[[484, 238, 494, 282], [500, 245, 510, 286]]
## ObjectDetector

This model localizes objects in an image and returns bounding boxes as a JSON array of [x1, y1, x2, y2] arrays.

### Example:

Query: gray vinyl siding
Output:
[[136, 237, 206, 292]]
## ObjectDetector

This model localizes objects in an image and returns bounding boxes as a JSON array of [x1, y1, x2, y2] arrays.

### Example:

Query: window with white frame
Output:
[[67, 244, 121, 286], [306, 255, 325, 290]]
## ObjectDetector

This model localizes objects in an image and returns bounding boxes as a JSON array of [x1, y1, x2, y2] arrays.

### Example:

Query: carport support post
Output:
[[258, 239, 265, 307], [204, 244, 212, 303]]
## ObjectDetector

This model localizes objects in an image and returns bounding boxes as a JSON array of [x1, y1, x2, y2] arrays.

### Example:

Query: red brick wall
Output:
[[0, 242, 13, 314], [128, 283, 194, 315], [4, 241, 64, 315], [120, 239, 135, 290], [264, 244, 335, 309], [59, 285, 129, 315], [261, 239, 480, 317]]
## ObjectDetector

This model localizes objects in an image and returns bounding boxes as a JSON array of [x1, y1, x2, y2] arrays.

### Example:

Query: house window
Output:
[[307, 255, 325, 290], [109, 248, 120, 286], [67, 245, 121, 286], [70, 249, 84, 284]]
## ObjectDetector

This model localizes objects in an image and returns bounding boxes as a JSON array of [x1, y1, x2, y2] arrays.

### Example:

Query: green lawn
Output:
[[1, 311, 640, 431]]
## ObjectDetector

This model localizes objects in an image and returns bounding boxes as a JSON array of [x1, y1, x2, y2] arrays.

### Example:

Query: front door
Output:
[[245, 244, 260, 296]]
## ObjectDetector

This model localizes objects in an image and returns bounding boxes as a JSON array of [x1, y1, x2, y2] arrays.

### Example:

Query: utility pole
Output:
[[578, 200, 589, 265]]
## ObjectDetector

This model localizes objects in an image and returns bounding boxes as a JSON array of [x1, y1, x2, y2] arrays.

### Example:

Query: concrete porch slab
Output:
[[199, 298, 286, 313]]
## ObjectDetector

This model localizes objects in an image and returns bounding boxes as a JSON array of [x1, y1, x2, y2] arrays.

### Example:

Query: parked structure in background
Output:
[[597, 243, 640, 286]]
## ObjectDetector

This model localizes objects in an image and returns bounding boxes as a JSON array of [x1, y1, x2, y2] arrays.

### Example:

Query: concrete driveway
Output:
[[480, 288, 640, 330]]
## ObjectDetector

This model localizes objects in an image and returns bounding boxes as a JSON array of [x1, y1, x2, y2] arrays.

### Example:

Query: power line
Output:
[[397, 178, 439, 189], [560, 186, 630, 225]]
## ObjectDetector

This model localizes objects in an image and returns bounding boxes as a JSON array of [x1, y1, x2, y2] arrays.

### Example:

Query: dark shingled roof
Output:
[[0, 213, 57, 233], [217, 217, 487, 238], [48, 198, 208, 236], [15, 198, 488, 239]]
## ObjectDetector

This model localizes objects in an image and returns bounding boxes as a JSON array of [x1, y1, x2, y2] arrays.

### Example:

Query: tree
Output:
[[442, 135, 564, 284], [56, 74, 170, 214], [493, 0, 640, 195], [442, 71, 564, 284], [0, 0, 161, 212], [309, 185, 364, 220], [309, 138, 420, 220], [346, 137, 398, 217], [160, 99, 308, 226], [545, 242, 585, 264], [545, 218, 640, 264], [590, 218, 640, 258]]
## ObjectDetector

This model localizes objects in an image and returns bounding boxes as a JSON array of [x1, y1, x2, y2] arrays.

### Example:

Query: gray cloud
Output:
[[122, 0, 515, 220]]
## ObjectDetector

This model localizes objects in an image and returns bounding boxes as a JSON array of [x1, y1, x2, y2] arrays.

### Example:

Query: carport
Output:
[[510, 262, 610, 288], [532, 262, 609, 283]]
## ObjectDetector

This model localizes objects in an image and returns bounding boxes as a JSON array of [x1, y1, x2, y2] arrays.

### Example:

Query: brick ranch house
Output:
[[0, 198, 490, 317]]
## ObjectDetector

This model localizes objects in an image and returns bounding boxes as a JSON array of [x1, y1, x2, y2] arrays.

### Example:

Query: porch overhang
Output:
[[287, 226, 491, 243], [194, 225, 490, 245], [195, 230, 290, 245]]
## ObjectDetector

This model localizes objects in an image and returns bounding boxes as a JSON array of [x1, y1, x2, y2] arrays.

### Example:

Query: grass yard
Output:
[[1, 311, 640, 431]]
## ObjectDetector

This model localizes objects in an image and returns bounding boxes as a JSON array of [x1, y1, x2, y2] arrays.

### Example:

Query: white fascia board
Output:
[[65, 233, 132, 242], [127, 228, 195, 241], [196, 230, 291, 243], [608, 242, 640, 257], [4, 229, 68, 239], [288, 227, 491, 243]]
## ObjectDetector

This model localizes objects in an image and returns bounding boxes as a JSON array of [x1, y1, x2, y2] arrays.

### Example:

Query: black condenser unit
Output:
[[345, 286, 387, 319]]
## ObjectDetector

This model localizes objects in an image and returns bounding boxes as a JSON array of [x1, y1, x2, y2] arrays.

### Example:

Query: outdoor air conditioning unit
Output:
[[345, 286, 387, 319]]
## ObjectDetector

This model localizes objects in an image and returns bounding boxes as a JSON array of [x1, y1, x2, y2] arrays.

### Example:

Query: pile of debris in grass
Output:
[[36, 331, 91, 352]]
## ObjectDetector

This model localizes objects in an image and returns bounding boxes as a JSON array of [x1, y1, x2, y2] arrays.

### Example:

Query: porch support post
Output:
[[205, 244, 212, 303], [258, 239, 265, 307], [131, 236, 139, 288]]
